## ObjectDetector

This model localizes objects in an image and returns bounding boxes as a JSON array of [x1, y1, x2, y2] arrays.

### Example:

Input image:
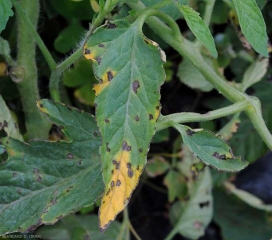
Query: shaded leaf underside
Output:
[[83, 19, 165, 230]]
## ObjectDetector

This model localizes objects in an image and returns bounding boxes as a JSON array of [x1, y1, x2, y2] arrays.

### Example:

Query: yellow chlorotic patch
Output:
[[99, 150, 142, 231], [93, 70, 117, 96], [83, 44, 96, 61], [154, 107, 161, 121], [36, 101, 48, 114]]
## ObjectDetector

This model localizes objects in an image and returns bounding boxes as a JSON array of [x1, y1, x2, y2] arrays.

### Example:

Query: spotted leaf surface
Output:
[[174, 124, 248, 172], [83, 19, 165, 230], [0, 100, 103, 234]]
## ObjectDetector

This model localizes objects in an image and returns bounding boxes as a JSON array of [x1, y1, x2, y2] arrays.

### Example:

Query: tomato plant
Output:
[[0, 0, 272, 239]]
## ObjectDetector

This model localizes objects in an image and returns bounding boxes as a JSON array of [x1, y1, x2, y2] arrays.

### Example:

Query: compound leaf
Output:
[[0, 100, 104, 234], [232, 0, 268, 57], [83, 19, 165, 230], [174, 124, 248, 172]]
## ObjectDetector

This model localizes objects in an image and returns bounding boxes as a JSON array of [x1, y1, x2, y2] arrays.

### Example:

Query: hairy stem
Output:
[[127, 1, 272, 152], [11, 0, 57, 70], [15, 0, 51, 140], [157, 100, 249, 131]]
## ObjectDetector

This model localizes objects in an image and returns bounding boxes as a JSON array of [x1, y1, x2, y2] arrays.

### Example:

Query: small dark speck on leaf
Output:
[[3, 120, 8, 128], [67, 153, 74, 159], [84, 48, 91, 54], [105, 118, 110, 123], [95, 57, 102, 65], [128, 169, 134, 178], [107, 71, 113, 81], [199, 201, 210, 208], [149, 114, 153, 120], [99, 44, 105, 48], [111, 181, 115, 187], [122, 141, 132, 151], [13, 172, 17, 177], [116, 180, 121, 186], [186, 129, 196, 136], [135, 116, 139, 121], [132, 80, 140, 93], [139, 148, 143, 153]]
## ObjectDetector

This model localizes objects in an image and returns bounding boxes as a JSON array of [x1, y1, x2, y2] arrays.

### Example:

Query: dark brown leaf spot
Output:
[[106, 189, 111, 196], [137, 166, 140, 171], [95, 57, 102, 65], [67, 153, 74, 159], [213, 152, 226, 160], [128, 169, 134, 178], [84, 48, 91, 54], [127, 163, 131, 169], [186, 129, 196, 136], [116, 162, 120, 170], [132, 80, 140, 93], [13, 172, 17, 177], [106, 143, 111, 152], [3, 120, 8, 128], [199, 201, 210, 208], [99, 44, 105, 48], [139, 148, 143, 153], [122, 141, 132, 151], [17, 189, 22, 194], [105, 118, 110, 123], [93, 132, 98, 137], [106, 22, 117, 29], [111, 181, 115, 187], [116, 180, 121, 186], [111, 170, 114, 174], [51, 198, 57, 205], [37, 175, 42, 182], [112, 160, 117, 165], [25, 220, 42, 233], [103, 201, 105, 204], [78, 160, 82, 165], [149, 114, 153, 120], [156, 106, 160, 110], [135, 116, 139, 121], [33, 168, 39, 174], [107, 71, 113, 81]]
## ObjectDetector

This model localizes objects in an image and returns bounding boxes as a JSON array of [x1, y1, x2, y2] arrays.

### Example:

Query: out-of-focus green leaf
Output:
[[0, 95, 23, 141], [0, 100, 104, 234], [84, 19, 165, 230], [54, 20, 85, 54], [0, 37, 10, 59], [211, 0, 228, 24], [214, 189, 272, 240], [163, 170, 187, 202], [146, 156, 170, 177], [74, 82, 96, 106], [36, 214, 122, 240], [256, 0, 267, 9], [152, 128, 169, 143], [169, 167, 212, 240], [0, 0, 13, 34], [50, 0, 94, 20], [141, 0, 185, 20], [241, 58, 269, 91], [224, 182, 272, 211], [177, 58, 214, 92], [232, 0, 268, 57], [174, 124, 248, 172], [0, 146, 5, 155], [175, 5, 218, 57]]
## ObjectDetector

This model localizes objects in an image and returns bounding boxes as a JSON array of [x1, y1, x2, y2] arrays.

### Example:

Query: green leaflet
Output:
[[83, 19, 165, 230], [0, 100, 103, 234], [232, 0, 268, 57], [174, 124, 249, 171], [0, 0, 13, 34], [0, 95, 23, 141], [176, 5, 218, 58]]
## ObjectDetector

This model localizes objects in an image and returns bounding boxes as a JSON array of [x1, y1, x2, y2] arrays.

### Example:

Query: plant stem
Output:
[[203, 0, 216, 26], [11, 0, 57, 71], [157, 100, 249, 131], [127, 1, 272, 152], [49, 48, 83, 102], [14, 0, 51, 140]]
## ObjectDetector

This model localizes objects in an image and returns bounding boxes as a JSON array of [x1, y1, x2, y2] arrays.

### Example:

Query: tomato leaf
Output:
[[232, 0, 268, 57], [0, 100, 104, 234], [174, 124, 249, 172], [84, 19, 165, 230]]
